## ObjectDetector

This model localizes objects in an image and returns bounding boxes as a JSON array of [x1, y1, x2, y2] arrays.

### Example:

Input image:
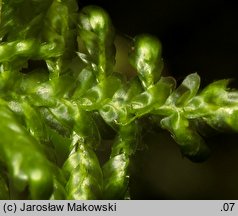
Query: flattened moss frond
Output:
[[0, 1, 238, 199]]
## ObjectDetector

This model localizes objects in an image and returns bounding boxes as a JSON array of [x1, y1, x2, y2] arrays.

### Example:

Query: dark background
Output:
[[79, 0, 238, 84], [78, 0, 238, 199]]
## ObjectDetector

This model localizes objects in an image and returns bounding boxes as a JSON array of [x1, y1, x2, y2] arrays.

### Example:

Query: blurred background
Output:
[[78, 0, 238, 199]]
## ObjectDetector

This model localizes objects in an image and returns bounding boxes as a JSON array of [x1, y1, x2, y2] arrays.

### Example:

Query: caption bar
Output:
[[0, 200, 237, 216]]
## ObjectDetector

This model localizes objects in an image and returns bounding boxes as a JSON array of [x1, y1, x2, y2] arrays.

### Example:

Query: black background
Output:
[[77, 0, 238, 199], [78, 0, 238, 85]]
